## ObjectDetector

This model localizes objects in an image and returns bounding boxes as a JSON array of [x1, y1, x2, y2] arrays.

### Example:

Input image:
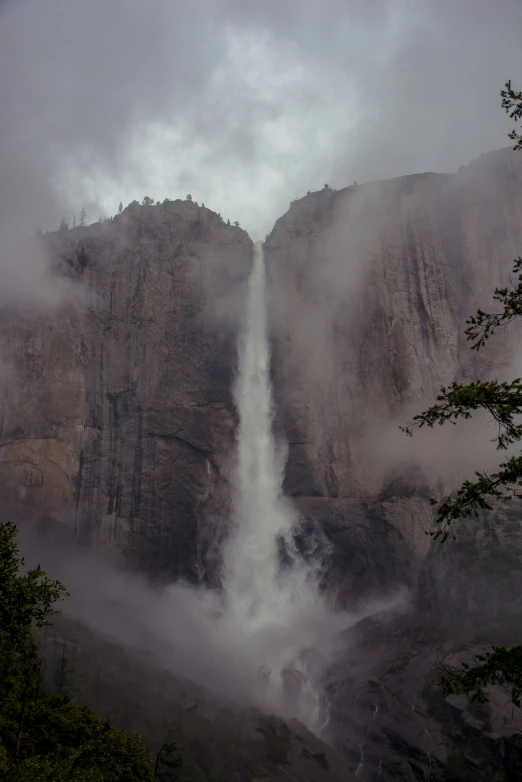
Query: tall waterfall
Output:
[[220, 241, 330, 728]]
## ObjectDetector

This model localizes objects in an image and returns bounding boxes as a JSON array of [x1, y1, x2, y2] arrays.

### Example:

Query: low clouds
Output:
[[1, 0, 521, 247]]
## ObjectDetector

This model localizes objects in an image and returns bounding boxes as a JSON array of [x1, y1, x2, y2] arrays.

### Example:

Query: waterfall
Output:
[[220, 241, 330, 729]]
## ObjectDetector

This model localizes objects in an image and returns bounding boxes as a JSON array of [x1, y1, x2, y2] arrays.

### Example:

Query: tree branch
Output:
[[465, 258, 522, 349]]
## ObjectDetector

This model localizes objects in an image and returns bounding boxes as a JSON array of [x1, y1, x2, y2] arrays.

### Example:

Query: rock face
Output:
[[2, 149, 522, 779], [266, 145, 522, 593], [0, 200, 252, 580], [324, 604, 522, 781], [267, 147, 522, 499]]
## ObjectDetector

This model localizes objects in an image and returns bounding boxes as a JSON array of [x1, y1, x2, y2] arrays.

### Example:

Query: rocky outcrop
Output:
[[0, 200, 252, 579]]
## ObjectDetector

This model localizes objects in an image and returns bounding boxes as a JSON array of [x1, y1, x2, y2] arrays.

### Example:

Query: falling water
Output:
[[220, 240, 332, 729]]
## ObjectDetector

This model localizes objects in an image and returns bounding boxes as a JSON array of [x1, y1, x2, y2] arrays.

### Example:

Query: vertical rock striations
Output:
[[265, 147, 522, 591], [0, 200, 252, 580]]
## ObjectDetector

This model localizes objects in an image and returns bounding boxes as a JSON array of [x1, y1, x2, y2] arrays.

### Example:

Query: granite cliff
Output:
[[1, 148, 522, 779], [0, 199, 252, 580], [267, 145, 522, 596]]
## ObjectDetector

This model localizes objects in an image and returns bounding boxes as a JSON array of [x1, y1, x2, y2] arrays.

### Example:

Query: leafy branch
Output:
[[0, 522, 68, 652], [465, 257, 522, 349], [501, 79, 522, 150], [401, 379, 522, 538], [429, 454, 522, 540], [439, 645, 522, 707], [401, 378, 522, 449]]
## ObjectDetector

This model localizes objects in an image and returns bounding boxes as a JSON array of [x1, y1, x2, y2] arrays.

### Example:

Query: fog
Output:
[[19, 524, 408, 725], [1, 0, 521, 249]]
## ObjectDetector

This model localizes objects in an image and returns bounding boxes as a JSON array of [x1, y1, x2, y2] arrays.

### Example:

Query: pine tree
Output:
[[118, 202, 123, 214], [79, 208, 87, 227]]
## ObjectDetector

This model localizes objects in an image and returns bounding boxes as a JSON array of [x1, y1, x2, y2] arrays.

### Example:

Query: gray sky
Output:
[[1, 0, 521, 240]]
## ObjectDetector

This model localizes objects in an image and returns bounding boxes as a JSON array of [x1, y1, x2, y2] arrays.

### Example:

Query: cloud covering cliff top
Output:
[[1, 0, 521, 240]]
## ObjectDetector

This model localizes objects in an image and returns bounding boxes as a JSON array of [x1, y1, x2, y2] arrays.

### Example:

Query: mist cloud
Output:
[[1, 0, 520, 253]]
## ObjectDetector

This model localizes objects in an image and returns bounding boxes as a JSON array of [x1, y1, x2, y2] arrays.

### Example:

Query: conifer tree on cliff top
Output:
[[402, 80, 522, 706]]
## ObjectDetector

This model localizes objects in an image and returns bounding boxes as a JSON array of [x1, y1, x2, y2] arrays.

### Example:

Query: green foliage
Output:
[[431, 454, 522, 539], [501, 79, 522, 150], [0, 521, 67, 651], [401, 379, 522, 450], [440, 646, 522, 708], [3, 708, 153, 781], [465, 257, 522, 349], [0, 522, 154, 780], [3, 717, 153, 780]]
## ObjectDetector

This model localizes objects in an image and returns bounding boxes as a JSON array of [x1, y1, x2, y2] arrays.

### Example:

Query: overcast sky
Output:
[[1, 0, 521, 239]]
